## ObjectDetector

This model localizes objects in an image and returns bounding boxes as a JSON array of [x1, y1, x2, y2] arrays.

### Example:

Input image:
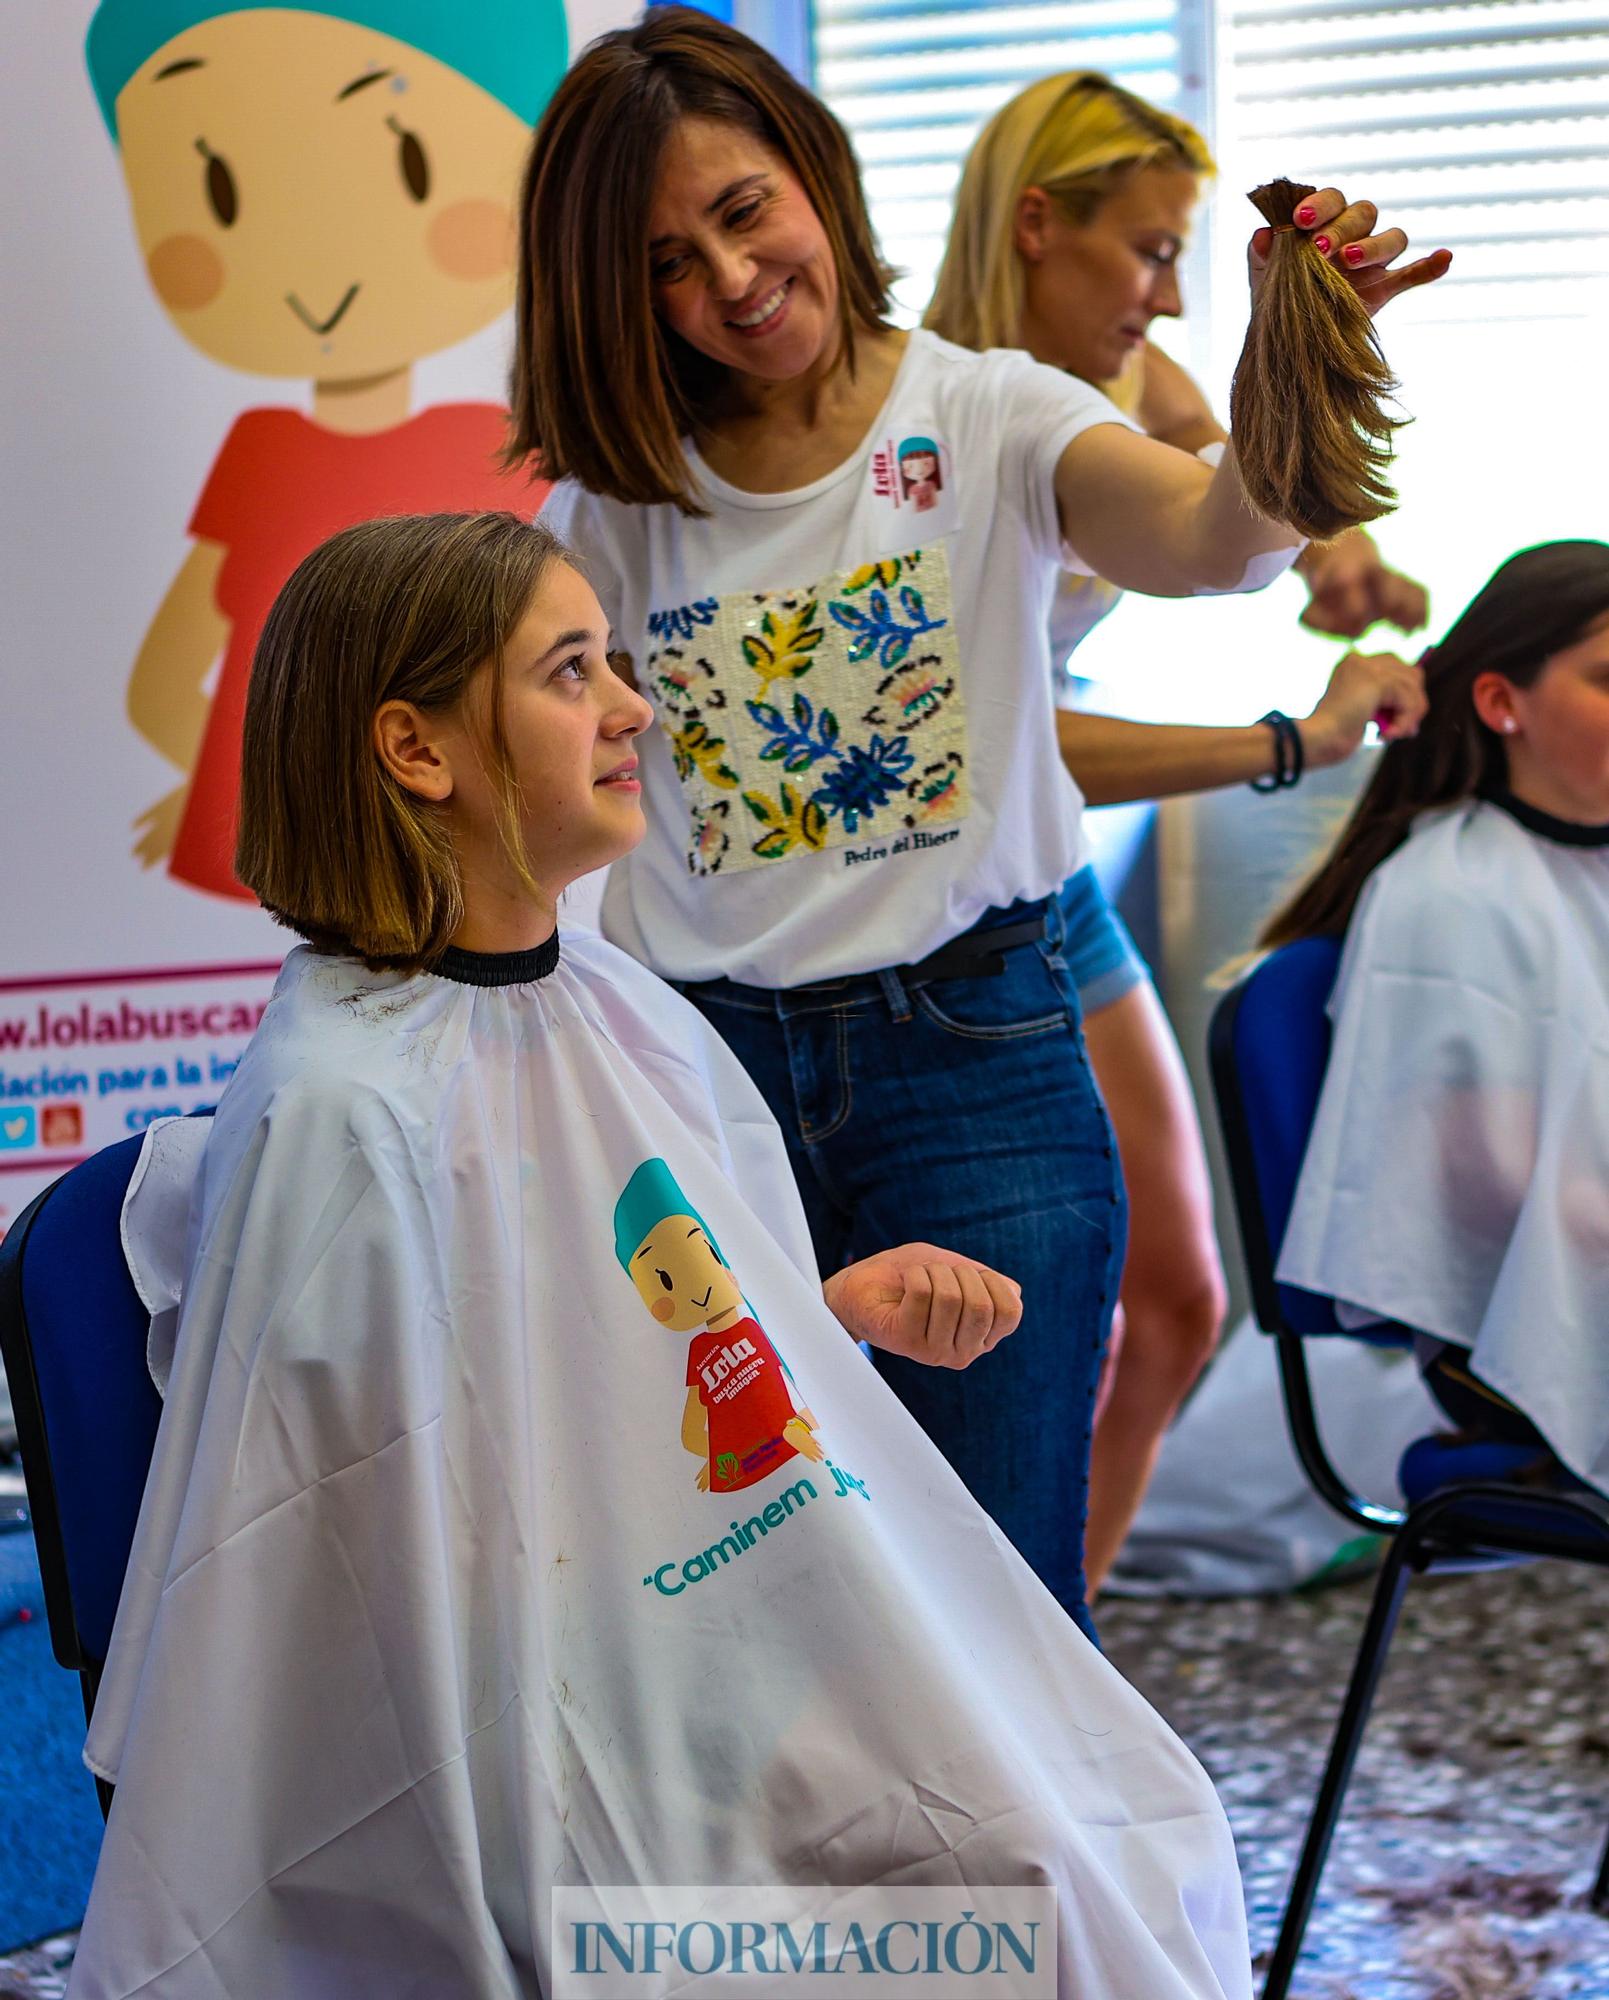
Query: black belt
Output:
[[897, 915, 1047, 983]]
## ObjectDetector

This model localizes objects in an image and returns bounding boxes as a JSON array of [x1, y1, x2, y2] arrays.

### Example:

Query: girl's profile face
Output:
[[648, 115, 840, 384], [441, 565, 654, 898], [902, 452, 938, 486], [1502, 611, 1609, 822], [1017, 163, 1199, 385]]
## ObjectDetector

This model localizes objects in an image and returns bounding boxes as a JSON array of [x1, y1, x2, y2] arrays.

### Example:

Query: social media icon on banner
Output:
[[41, 1104, 84, 1147], [0, 1108, 37, 1151]]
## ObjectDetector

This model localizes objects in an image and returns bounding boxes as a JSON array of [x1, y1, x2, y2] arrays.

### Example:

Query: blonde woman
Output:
[[927, 73, 1431, 1593]]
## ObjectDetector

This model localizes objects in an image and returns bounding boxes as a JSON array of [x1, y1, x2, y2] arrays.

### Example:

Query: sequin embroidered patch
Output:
[[645, 546, 968, 875]]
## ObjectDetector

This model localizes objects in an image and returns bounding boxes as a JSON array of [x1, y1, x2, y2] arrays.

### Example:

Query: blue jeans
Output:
[[676, 898, 1127, 1633]]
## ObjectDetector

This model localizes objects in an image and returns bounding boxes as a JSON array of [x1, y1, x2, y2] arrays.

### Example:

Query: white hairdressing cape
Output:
[[70, 933, 1249, 2000], [1279, 796, 1609, 1490]]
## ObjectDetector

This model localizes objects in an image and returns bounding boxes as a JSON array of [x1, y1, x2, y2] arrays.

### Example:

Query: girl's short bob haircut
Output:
[[237, 510, 567, 974], [507, 6, 895, 515]]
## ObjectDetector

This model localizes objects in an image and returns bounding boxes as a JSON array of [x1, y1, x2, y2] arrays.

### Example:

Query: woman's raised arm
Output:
[[1054, 424, 1299, 597]]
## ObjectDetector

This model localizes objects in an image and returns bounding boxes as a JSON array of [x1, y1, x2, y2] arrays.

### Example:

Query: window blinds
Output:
[[1220, 0, 1609, 322], [813, 0, 1212, 317]]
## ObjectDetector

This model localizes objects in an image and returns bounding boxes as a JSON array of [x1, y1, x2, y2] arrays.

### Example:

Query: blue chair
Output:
[[0, 1125, 204, 1818], [1209, 936, 1609, 2000]]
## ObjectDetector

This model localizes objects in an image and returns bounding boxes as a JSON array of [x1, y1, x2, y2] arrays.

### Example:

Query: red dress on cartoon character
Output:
[[685, 1316, 805, 1492], [87, 0, 565, 899]]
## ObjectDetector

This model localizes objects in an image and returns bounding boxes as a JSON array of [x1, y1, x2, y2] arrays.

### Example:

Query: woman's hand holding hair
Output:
[[1232, 179, 1450, 541], [1299, 648, 1429, 769], [1248, 188, 1452, 320], [1297, 529, 1430, 639], [1055, 175, 1450, 593], [823, 1243, 1022, 1369]]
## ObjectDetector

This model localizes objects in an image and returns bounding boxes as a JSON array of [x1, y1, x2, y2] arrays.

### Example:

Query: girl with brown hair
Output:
[[1275, 541, 1609, 1494], [516, 6, 1447, 1627], [924, 72, 1433, 1592], [74, 509, 1257, 1999]]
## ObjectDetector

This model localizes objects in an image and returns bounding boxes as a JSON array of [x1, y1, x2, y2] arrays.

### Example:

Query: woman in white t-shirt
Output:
[[516, 8, 1448, 1627], [925, 74, 1431, 1593]]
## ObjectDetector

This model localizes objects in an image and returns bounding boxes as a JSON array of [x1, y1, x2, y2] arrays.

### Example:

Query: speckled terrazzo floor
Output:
[[3, 1561, 1605, 1998], [1105, 1559, 1609, 1999]]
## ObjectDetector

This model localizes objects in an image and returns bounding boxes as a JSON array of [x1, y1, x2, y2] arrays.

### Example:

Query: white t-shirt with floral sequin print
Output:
[[544, 329, 1137, 988]]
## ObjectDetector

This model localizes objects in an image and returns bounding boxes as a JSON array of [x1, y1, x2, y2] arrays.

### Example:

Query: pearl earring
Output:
[[1502, 719, 1518, 735]]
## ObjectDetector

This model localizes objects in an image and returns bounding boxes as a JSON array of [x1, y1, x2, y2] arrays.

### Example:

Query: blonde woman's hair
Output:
[[926, 72, 1215, 358], [238, 512, 567, 974]]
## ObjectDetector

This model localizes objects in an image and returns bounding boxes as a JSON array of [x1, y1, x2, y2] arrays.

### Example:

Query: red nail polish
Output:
[[1295, 205, 1315, 225], [1313, 235, 1331, 255], [1343, 244, 1365, 265]]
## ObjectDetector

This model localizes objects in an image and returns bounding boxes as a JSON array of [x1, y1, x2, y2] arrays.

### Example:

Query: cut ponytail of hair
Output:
[[1229, 179, 1405, 542]]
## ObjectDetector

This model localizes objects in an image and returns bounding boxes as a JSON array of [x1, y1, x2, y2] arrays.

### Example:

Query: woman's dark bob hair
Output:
[[507, 6, 895, 514]]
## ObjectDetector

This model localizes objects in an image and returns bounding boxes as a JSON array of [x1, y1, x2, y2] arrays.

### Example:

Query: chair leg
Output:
[[1592, 1817, 1609, 1915], [1261, 1535, 1417, 2000]]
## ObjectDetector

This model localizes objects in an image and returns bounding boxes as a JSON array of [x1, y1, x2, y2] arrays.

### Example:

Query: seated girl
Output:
[[1274, 540, 1609, 1495], [69, 512, 1252, 1999]]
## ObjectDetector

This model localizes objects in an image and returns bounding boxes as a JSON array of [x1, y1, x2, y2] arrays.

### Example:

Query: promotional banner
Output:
[[2, 0, 630, 1232]]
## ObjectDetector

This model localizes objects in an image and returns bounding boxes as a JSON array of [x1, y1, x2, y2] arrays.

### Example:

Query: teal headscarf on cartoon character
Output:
[[612, 1158, 728, 1274], [86, 0, 567, 137]]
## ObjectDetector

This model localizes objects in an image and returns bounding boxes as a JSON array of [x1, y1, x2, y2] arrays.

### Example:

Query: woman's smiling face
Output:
[[648, 115, 840, 383]]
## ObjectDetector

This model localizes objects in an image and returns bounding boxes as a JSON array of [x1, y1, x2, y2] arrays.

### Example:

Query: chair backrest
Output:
[[1209, 935, 1352, 1338], [0, 1134, 168, 1685]]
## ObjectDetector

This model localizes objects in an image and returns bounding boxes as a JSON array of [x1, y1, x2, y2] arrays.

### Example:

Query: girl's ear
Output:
[[374, 699, 455, 802], [1470, 670, 1520, 738], [1013, 186, 1053, 263]]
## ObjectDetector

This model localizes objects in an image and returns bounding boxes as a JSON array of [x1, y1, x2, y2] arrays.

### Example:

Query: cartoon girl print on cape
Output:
[[615, 1156, 826, 1492]]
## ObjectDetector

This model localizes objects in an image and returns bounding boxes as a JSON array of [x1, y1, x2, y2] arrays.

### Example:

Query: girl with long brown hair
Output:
[[1276, 541, 1609, 1493], [513, 6, 1447, 1627], [925, 71, 1432, 1593]]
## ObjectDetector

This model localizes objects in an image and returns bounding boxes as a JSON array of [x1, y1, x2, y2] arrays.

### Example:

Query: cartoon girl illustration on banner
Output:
[[897, 435, 943, 513], [85, 0, 565, 898], [615, 1157, 827, 1494]]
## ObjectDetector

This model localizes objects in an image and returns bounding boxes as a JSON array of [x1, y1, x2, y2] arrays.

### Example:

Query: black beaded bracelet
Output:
[[1250, 710, 1305, 793]]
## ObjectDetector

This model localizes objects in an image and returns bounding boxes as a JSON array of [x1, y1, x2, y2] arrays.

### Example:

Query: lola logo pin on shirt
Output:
[[870, 434, 958, 540]]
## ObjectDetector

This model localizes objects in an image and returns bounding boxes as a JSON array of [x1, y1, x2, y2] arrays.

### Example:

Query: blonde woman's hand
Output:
[[823, 1243, 1022, 1369], [1248, 188, 1452, 318], [1300, 649, 1429, 769], [1298, 530, 1430, 638]]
